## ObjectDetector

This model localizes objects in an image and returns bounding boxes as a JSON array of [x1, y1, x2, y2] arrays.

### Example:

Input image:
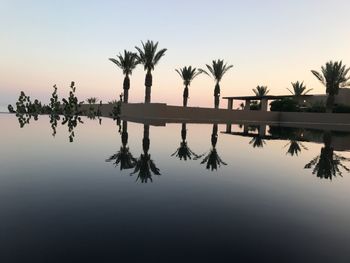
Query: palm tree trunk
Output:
[[143, 124, 150, 154], [214, 83, 220, 109], [121, 120, 128, 146], [123, 75, 130, 103], [326, 94, 335, 113], [214, 96, 220, 109], [211, 124, 218, 147], [183, 86, 189, 107], [145, 71, 152, 103], [181, 123, 187, 141]]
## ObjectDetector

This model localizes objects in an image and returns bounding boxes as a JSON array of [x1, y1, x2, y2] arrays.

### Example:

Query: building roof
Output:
[[222, 94, 313, 100]]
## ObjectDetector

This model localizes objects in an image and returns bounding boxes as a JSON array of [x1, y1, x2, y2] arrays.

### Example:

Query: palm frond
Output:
[[109, 50, 138, 75], [252, 85, 269, 97], [175, 66, 202, 86], [135, 40, 167, 71]]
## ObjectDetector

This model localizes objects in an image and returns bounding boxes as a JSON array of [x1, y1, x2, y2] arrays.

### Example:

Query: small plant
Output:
[[8, 104, 15, 113], [62, 81, 81, 115], [49, 85, 61, 114], [86, 97, 98, 104], [108, 100, 119, 104]]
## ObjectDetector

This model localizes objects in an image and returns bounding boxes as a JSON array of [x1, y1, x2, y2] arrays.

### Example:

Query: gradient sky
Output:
[[1, 0, 350, 108]]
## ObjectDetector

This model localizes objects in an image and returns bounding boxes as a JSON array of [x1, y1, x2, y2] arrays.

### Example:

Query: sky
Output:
[[1, 0, 350, 109]]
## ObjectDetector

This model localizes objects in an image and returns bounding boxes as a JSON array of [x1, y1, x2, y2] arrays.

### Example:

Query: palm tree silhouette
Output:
[[311, 61, 350, 113], [106, 121, 136, 170], [109, 50, 139, 103], [135, 40, 167, 103], [131, 125, 160, 183], [199, 60, 233, 109], [175, 66, 201, 107], [172, 123, 200, 160], [284, 140, 308, 156], [196, 124, 227, 171], [305, 132, 350, 180], [287, 81, 312, 96], [252, 85, 269, 97], [249, 135, 266, 148]]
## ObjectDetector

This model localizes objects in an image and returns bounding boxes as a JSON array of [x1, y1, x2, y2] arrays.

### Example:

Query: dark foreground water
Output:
[[1, 114, 350, 262]]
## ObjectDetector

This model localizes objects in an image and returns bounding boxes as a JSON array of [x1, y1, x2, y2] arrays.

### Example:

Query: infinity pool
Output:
[[1, 114, 350, 262]]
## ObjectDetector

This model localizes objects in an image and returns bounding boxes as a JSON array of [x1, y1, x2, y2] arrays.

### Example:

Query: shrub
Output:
[[250, 101, 260, 110], [305, 101, 326, 113], [270, 98, 299, 112], [333, 104, 350, 113]]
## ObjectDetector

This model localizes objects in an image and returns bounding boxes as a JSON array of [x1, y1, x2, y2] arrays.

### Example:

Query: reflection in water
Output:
[[284, 140, 308, 156], [61, 115, 84, 143], [196, 124, 227, 171], [171, 123, 200, 161], [305, 132, 350, 180], [16, 113, 36, 128], [131, 124, 161, 183], [249, 135, 266, 148], [106, 121, 136, 170], [86, 101, 103, 125], [7, 112, 350, 181], [49, 114, 60, 137]]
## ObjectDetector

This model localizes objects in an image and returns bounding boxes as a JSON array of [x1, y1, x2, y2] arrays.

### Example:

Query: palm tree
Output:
[[172, 123, 200, 160], [199, 59, 233, 109], [311, 61, 350, 113], [135, 40, 167, 103], [131, 125, 160, 183], [109, 50, 138, 103], [252, 85, 269, 97], [196, 124, 227, 170], [175, 66, 201, 107], [305, 132, 350, 180], [288, 81, 312, 96], [106, 121, 137, 170]]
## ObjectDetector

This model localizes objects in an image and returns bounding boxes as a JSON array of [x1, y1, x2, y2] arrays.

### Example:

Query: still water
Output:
[[1, 114, 350, 262]]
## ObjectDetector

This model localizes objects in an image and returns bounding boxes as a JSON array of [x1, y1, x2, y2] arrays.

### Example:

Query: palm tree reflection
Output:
[[106, 121, 136, 170], [284, 140, 308, 156], [249, 135, 266, 148], [131, 124, 160, 183], [196, 124, 227, 171], [305, 132, 350, 180], [172, 123, 200, 161]]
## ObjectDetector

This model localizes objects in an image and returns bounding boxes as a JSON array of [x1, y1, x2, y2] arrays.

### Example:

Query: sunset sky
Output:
[[1, 0, 350, 109]]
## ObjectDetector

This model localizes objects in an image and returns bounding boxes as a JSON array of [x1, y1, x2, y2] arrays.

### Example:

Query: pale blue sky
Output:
[[1, 0, 350, 108]]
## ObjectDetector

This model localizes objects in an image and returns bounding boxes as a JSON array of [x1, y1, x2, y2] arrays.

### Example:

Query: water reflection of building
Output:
[[224, 123, 350, 180], [224, 123, 350, 152]]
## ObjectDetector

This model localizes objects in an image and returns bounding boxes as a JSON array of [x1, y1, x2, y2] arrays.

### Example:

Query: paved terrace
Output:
[[80, 103, 350, 131]]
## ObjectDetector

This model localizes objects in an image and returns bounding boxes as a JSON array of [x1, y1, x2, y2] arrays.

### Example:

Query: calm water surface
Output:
[[1, 114, 350, 262]]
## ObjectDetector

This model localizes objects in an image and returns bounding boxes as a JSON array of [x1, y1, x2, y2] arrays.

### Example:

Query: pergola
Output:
[[223, 95, 312, 111]]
